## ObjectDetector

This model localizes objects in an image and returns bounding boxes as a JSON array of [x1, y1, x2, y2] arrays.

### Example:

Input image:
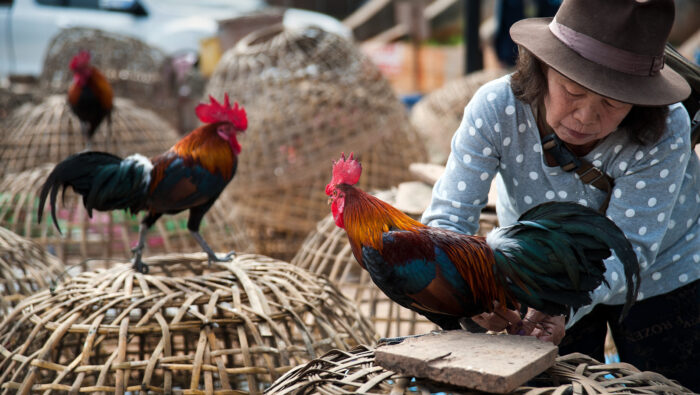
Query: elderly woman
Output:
[[422, 0, 698, 390]]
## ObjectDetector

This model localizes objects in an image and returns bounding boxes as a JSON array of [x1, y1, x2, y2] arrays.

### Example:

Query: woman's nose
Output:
[[572, 102, 599, 126]]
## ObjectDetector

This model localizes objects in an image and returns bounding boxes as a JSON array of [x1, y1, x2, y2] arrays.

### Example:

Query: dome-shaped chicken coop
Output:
[[38, 27, 202, 132], [0, 95, 179, 177], [266, 346, 693, 394], [410, 69, 509, 165], [0, 86, 34, 123], [0, 164, 250, 265], [0, 253, 376, 394], [40, 27, 167, 97], [290, 186, 500, 339], [0, 226, 63, 315], [206, 25, 428, 260]]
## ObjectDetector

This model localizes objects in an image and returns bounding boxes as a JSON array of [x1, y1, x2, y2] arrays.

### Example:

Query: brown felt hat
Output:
[[510, 0, 691, 106]]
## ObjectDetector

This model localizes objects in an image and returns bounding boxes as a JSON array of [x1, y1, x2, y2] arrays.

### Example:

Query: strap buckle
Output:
[[541, 133, 581, 172], [578, 165, 606, 185]]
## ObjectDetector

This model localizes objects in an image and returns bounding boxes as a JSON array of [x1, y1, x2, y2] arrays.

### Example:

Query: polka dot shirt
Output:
[[422, 75, 700, 327]]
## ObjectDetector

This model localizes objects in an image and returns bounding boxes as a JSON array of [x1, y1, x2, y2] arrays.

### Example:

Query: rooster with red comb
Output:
[[39, 94, 247, 273], [68, 50, 113, 149], [326, 153, 639, 339]]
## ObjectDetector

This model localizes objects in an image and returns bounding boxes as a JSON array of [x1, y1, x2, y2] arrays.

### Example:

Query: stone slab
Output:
[[375, 330, 558, 394]]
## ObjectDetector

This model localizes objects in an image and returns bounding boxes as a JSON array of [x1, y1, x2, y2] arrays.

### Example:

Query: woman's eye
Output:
[[565, 88, 582, 97]]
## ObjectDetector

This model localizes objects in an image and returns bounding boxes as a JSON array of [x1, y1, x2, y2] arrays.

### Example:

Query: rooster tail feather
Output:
[[487, 202, 640, 320], [38, 152, 151, 233]]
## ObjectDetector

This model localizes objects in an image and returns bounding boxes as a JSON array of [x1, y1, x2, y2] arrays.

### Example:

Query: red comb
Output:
[[326, 153, 362, 195], [69, 50, 91, 71], [195, 93, 247, 131]]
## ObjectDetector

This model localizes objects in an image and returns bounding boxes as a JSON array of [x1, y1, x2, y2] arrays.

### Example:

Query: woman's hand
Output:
[[521, 308, 566, 345], [470, 303, 566, 345], [470, 303, 522, 332]]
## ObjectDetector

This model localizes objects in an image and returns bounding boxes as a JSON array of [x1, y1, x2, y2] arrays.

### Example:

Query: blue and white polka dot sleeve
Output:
[[422, 84, 503, 234]]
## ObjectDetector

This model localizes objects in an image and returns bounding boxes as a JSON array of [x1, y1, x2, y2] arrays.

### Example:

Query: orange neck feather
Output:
[[171, 123, 237, 180], [342, 186, 426, 254]]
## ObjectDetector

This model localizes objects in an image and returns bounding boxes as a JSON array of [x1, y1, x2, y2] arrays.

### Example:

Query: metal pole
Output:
[[463, 0, 482, 74]]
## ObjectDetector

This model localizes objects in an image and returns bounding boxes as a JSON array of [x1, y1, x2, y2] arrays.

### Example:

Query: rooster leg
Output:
[[106, 113, 113, 154], [190, 230, 236, 266], [131, 224, 149, 274], [80, 123, 92, 151]]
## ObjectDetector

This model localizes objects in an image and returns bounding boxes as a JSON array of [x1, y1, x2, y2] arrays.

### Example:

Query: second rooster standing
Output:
[[68, 50, 114, 149], [38, 94, 247, 273]]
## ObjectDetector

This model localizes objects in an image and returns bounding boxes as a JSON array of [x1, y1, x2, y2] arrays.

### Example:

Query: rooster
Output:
[[38, 94, 247, 273], [326, 153, 640, 333], [68, 50, 114, 149]]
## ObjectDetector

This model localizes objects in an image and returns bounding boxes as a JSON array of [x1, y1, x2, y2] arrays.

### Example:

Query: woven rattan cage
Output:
[[266, 345, 693, 394], [0, 226, 63, 315], [410, 69, 509, 165], [0, 94, 179, 177], [37, 27, 193, 130], [0, 253, 377, 394], [0, 164, 251, 265], [40, 27, 166, 95], [290, 187, 500, 339], [0, 87, 34, 123], [205, 25, 427, 260]]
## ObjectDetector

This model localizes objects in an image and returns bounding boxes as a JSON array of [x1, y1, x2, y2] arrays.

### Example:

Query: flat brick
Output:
[[375, 330, 558, 393]]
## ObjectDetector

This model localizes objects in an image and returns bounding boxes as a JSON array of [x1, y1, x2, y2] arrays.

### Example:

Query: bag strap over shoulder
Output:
[[534, 103, 614, 213], [664, 43, 700, 148]]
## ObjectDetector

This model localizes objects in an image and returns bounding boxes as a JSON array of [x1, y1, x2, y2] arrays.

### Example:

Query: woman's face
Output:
[[543, 68, 633, 150]]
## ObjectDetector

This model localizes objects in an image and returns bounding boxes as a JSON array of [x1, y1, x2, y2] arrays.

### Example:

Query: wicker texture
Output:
[[291, 189, 500, 339], [0, 95, 179, 177], [0, 253, 377, 394], [410, 69, 509, 164], [266, 346, 692, 394], [0, 87, 34, 123], [0, 226, 63, 315], [0, 164, 251, 265], [206, 25, 427, 260], [41, 27, 166, 95]]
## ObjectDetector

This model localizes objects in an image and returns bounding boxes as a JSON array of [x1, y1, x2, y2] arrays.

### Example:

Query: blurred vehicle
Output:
[[0, 0, 352, 79]]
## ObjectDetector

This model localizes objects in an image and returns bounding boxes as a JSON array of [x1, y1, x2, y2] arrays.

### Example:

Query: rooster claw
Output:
[[132, 260, 149, 274], [206, 250, 236, 266]]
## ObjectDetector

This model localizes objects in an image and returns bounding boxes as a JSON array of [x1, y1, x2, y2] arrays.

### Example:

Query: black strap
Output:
[[535, 104, 614, 213]]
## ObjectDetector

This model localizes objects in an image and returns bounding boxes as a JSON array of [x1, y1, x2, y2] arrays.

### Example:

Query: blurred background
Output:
[[2, 0, 699, 132]]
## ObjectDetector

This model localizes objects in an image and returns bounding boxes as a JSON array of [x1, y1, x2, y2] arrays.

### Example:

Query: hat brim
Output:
[[510, 18, 690, 106]]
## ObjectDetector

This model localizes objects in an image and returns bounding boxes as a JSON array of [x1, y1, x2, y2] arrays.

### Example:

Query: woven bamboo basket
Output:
[[0, 95, 179, 177], [37, 26, 195, 131], [206, 25, 427, 260], [0, 226, 63, 315], [0, 164, 251, 265], [0, 87, 34, 123], [266, 345, 693, 394], [0, 253, 377, 394], [290, 186, 500, 339], [410, 69, 509, 165]]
